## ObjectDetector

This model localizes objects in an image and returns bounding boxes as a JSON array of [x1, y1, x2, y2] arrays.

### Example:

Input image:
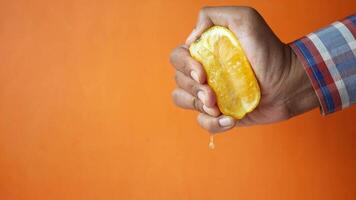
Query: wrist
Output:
[[284, 45, 319, 117]]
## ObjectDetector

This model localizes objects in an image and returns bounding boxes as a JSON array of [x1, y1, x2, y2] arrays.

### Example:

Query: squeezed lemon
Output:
[[189, 26, 261, 120]]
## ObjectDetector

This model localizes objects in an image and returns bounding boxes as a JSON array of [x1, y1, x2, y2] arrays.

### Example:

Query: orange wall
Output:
[[1, 0, 356, 199]]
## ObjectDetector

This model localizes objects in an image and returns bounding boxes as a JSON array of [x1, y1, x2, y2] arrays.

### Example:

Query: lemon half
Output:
[[189, 26, 261, 119]]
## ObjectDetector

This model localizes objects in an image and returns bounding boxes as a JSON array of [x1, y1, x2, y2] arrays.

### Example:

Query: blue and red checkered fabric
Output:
[[290, 14, 356, 114]]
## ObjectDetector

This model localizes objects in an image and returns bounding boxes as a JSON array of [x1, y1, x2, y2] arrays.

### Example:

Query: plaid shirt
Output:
[[290, 14, 356, 115]]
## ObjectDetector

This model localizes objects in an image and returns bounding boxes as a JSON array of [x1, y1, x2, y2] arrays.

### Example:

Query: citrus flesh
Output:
[[189, 26, 261, 119]]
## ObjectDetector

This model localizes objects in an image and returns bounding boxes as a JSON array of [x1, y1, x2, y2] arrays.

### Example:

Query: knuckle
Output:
[[174, 73, 179, 83], [191, 84, 200, 94], [192, 97, 199, 109], [169, 45, 185, 65], [242, 6, 259, 18], [200, 6, 210, 12], [199, 6, 214, 16], [169, 48, 179, 64], [199, 85, 210, 93], [183, 62, 191, 74], [175, 72, 185, 85], [200, 85, 214, 100], [243, 6, 257, 13], [171, 90, 179, 104], [193, 97, 203, 112]]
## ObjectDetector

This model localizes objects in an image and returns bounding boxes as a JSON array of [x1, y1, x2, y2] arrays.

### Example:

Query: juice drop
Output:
[[208, 134, 215, 150]]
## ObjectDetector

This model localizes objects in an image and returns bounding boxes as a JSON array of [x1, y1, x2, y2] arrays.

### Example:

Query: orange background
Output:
[[1, 0, 356, 199]]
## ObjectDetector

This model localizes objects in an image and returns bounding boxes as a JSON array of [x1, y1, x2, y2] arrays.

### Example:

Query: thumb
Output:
[[185, 6, 250, 45]]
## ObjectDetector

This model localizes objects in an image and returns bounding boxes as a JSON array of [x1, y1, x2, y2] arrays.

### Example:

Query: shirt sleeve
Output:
[[290, 14, 356, 115]]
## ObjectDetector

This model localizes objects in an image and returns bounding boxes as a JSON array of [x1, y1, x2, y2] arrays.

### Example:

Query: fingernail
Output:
[[218, 117, 234, 127], [203, 105, 217, 116], [190, 71, 199, 82], [197, 91, 206, 103]]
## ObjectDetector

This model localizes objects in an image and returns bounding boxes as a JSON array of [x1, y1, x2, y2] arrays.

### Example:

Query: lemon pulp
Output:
[[189, 26, 260, 119]]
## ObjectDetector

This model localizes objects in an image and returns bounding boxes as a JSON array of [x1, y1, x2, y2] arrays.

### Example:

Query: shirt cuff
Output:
[[290, 14, 356, 115]]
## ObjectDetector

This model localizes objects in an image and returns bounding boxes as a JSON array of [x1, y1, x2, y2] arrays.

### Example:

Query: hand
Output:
[[170, 6, 319, 133]]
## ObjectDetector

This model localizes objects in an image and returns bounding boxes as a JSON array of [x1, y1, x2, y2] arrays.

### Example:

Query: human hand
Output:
[[170, 6, 319, 133]]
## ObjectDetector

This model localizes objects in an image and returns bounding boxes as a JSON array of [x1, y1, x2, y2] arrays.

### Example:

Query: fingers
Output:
[[197, 113, 236, 133], [170, 45, 220, 116], [172, 88, 220, 117], [175, 71, 216, 107], [170, 45, 206, 84]]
